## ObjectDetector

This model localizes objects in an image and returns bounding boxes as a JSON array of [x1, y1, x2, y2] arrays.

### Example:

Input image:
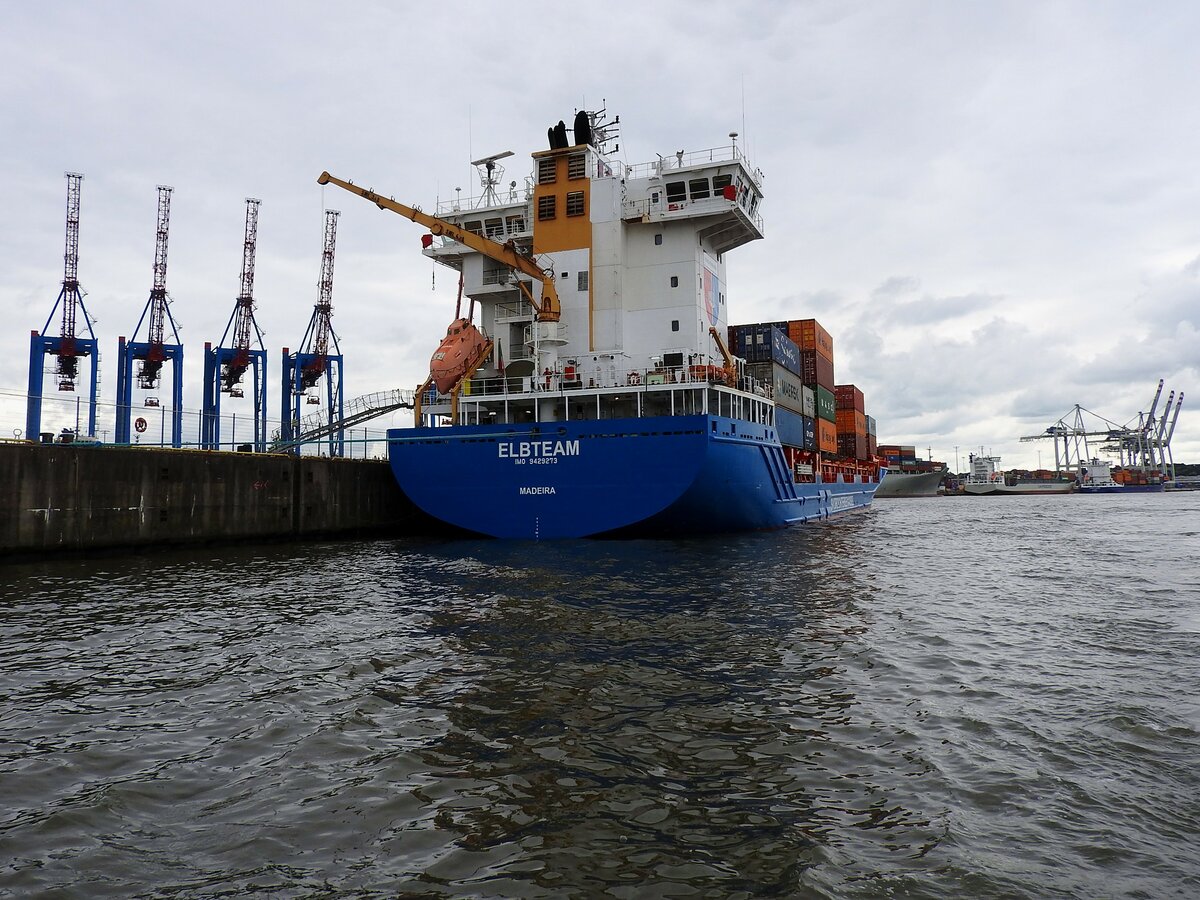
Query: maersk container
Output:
[[816, 385, 836, 423], [731, 324, 800, 376], [745, 360, 806, 416], [776, 406, 808, 449]]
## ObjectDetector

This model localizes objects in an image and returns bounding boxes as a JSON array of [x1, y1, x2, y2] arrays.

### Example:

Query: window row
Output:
[[665, 173, 734, 204], [537, 153, 588, 185], [537, 191, 586, 221]]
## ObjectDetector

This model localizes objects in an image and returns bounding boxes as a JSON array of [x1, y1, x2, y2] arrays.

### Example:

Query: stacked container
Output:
[[834, 383, 868, 460], [729, 318, 837, 455]]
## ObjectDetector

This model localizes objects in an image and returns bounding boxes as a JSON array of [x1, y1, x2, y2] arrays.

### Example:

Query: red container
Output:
[[837, 433, 868, 459], [834, 384, 865, 412], [799, 350, 835, 390]]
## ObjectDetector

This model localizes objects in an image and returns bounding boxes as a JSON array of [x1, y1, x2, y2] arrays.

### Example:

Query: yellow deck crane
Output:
[[318, 171, 561, 422], [317, 172, 559, 322]]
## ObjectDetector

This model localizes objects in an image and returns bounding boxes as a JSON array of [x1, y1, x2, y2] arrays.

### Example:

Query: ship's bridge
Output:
[[622, 144, 764, 255]]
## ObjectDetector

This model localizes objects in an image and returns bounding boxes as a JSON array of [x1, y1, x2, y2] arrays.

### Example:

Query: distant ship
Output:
[[874, 468, 945, 498], [1077, 459, 1165, 494], [963, 453, 1076, 496], [319, 110, 880, 538]]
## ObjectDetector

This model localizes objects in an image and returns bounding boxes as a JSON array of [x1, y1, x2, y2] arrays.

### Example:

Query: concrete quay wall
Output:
[[1, 442, 429, 556]]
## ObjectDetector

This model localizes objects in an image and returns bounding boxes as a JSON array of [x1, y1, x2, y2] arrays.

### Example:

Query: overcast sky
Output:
[[2, 1, 1197, 470]]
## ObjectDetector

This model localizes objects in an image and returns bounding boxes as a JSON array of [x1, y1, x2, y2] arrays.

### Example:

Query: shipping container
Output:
[[775, 406, 807, 449], [802, 414, 817, 451], [866, 415, 877, 436], [799, 350, 835, 390], [786, 318, 834, 362], [815, 385, 836, 423], [835, 408, 867, 435], [837, 433, 868, 460], [834, 384, 865, 412], [877, 444, 901, 456], [744, 360, 807, 416], [801, 385, 816, 419], [817, 417, 838, 454], [729, 324, 801, 376], [867, 433, 877, 457]]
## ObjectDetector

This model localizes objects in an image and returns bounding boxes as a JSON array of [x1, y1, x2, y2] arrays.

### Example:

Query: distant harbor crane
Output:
[[26, 172, 100, 441], [116, 186, 184, 447], [281, 209, 344, 456], [1019, 379, 1185, 482], [202, 199, 268, 451]]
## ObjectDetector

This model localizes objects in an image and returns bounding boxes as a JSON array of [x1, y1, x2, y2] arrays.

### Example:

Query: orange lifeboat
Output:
[[430, 317, 489, 394]]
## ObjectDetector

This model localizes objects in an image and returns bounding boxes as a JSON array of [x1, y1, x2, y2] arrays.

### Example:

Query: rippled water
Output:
[[2, 493, 1199, 898]]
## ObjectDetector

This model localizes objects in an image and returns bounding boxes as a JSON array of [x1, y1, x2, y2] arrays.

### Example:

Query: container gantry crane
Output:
[[116, 186, 184, 447], [26, 172, 100, 441], [202, 199, 268, 451], [281, 209, 344, 456], [1019, 379, 1186, 481]]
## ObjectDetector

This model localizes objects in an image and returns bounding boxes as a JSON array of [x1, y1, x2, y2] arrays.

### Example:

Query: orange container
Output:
[[817, 418, 838, 454], [835, 409, 867, 435], [787, 319, 834, 362]]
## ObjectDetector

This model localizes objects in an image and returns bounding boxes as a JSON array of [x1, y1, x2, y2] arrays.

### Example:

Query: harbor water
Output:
[[2, 493, 1198, 898]]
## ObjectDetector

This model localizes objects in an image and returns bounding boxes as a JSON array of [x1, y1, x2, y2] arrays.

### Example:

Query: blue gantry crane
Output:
[[27, 172, 100, 441], [202, 199, 268, 451], [116, 186, 184, 447], [281, 209, 344, 456]]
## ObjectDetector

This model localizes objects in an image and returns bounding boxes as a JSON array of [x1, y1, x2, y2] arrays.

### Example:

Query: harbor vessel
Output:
[[874, 467, 945, 498], [1077, 459, 1165, 494], [320, 110, 879, 538], [963, 453, 1076, 496]]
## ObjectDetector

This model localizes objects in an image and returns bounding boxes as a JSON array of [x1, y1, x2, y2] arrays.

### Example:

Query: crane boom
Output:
[[317, 171, 560, 322]]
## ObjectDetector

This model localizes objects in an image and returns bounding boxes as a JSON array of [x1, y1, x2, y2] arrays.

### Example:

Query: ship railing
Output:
[[446, 362, 769, 401], [493, 299, 536, 320], [620, 194, 764, 233], [624, 145, 759, 182]]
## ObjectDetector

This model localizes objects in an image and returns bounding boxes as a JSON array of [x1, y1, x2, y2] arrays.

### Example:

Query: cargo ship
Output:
[[963, 453, 1076, 496], [1077, 459, 1165, 494], [874, 468, 946, 498], [319, 110, 879, 538]]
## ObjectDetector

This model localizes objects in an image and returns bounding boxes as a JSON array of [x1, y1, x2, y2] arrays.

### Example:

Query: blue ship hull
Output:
[[1078, 483, 1166, 494], [387, 414, 877, 539]]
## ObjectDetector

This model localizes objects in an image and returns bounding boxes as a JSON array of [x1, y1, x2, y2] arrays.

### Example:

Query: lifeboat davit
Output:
[[430, 318, 489, 394]]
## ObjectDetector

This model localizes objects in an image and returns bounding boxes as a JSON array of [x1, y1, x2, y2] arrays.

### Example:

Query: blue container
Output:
[[776, 406, 808, 449], [802, 414, 817, 451], [731, 324, 800, 376]]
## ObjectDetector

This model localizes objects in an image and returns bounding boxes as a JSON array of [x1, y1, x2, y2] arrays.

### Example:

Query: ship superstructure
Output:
[[321, 110, 877, 538]]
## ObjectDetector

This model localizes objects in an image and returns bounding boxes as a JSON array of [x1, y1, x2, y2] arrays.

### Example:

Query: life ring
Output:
[[628, 371, 641, 386]]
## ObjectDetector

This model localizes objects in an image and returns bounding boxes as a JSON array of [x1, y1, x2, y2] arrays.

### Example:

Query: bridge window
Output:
[[463, 220, 483, 235], [665, 181, 686, 203], [689, 178, 710, 200], [566, 190, 585, 217], [568, 153, 586, 180], [538, 195, 557, 221], [713, 173, 733, 191], [484, 218, 504, 238], [537, 159, 557, 184], [505, 214, 526, 233]]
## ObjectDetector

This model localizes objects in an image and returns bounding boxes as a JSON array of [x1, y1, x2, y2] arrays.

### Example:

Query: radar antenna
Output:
[[471, 150, 514, 207]]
